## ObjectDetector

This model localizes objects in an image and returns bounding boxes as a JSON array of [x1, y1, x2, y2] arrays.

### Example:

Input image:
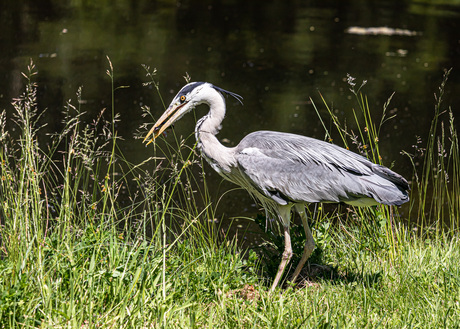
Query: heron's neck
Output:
[[195, 92, 236, 173]]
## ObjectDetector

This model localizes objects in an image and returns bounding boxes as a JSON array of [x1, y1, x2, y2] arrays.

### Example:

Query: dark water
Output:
[[1, 1, 460, 224]]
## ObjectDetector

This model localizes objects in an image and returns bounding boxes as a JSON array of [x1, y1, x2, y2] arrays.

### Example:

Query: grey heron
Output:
[[144, 82, 409, 292]]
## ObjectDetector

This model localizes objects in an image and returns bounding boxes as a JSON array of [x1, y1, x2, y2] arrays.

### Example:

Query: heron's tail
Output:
[[365, 164, 410, 206]]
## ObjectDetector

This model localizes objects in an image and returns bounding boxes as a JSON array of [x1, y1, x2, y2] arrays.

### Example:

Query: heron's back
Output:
[[232, 130, 409, 207]]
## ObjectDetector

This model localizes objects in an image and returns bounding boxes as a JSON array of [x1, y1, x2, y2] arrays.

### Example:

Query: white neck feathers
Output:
[[194, 87, 235, 172]]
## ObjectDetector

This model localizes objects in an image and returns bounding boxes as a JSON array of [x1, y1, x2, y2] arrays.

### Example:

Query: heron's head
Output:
[[144, 82, 242, 144]]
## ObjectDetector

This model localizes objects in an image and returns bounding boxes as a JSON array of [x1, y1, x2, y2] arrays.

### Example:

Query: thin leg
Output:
[[290, 204, 315, 284], [270, 225, 292, 293], [269, 205, 292, 293]]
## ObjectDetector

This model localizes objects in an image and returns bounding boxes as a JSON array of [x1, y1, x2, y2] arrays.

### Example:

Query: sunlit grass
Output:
[[0, 60, 257, 327], [0, 60, 458, 327]]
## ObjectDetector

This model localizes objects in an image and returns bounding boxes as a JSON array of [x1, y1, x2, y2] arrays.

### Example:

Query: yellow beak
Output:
[[143, 102, 187, 145]]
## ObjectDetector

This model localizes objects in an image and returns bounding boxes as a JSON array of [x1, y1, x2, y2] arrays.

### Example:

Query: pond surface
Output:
[[1, 0, 460, 226]]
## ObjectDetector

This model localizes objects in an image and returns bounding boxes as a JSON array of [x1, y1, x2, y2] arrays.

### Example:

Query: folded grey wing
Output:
[[235, 146, 370, 205], [234, 131, 409, 206]]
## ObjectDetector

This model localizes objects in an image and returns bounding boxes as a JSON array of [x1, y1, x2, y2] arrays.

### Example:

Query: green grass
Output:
[[0, 60, 459, 328]]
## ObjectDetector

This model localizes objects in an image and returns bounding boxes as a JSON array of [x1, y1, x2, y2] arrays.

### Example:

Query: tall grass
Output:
[[310, 71, 459, 242], [0, 60, 256, 327], [0, 61, 459, 328], [402, 69, 460, 232], [309, 75, 403, 263]]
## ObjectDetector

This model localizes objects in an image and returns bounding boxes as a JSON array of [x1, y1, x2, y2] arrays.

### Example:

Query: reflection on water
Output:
[[1, 0, 459, 222]]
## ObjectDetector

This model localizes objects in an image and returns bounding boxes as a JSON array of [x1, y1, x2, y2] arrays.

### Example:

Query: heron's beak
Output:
[[143, 102, 188, 145]]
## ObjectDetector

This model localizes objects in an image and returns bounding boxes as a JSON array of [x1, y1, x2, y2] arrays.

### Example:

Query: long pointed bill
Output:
[[143, 103, 187, 145]]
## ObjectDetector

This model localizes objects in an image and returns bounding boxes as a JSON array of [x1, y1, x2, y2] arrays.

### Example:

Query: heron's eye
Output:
[[180, 95, 186, 103]]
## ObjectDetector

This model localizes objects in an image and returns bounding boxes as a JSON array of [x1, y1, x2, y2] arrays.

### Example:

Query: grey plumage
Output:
[[144, 82, 410, 293], [235, 130, 408, 207]]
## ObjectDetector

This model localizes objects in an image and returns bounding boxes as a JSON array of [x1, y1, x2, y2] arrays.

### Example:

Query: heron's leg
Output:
[[270, 205, 293, 293], [290, 204, 315, 284]]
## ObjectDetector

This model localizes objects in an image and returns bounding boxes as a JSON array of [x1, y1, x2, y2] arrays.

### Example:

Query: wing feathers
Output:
[[236, 131, 409, 206]]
